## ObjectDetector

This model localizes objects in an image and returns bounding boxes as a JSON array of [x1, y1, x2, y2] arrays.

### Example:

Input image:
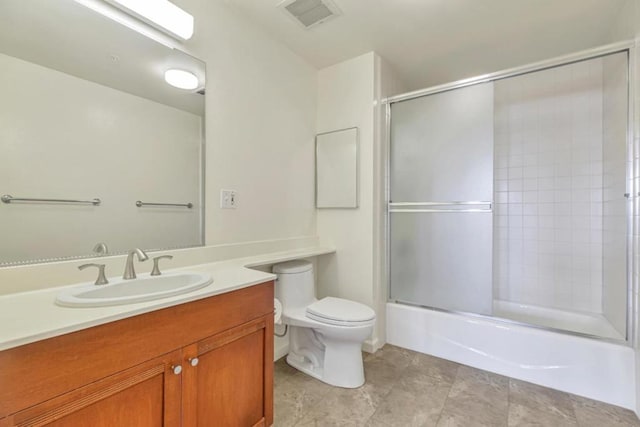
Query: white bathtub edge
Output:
[[386, 302, 636, 411]]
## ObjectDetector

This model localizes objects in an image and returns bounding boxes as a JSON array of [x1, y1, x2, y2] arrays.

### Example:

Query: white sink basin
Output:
[[56, 272, 213, 307]]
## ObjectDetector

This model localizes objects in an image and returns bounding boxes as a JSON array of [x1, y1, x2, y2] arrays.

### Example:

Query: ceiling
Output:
[[227, 0, 629, 92]]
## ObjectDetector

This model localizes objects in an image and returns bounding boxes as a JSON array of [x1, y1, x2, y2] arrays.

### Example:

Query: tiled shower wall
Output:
[[494, 57, 616, 313]]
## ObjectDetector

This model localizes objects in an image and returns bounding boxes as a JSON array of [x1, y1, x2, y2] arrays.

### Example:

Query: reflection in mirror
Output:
[[316, 128, 359, 209], [0, 0, 205, 265]]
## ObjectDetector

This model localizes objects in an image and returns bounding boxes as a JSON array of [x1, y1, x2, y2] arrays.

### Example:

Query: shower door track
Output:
[[392, 299, 628, 346], [384, 39, 637, 346], [383, 40, 634, 104]]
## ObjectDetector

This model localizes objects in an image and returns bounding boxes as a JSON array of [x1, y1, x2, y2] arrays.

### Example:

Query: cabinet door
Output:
[[183, 316, 273, 427], [9, 350, 182, 427]]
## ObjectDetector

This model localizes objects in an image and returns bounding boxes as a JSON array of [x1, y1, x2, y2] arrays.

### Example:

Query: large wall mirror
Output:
[[0, 0, 205, 265]]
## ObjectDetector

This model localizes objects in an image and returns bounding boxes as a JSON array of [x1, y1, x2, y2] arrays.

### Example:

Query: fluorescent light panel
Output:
[[74, 0, 177, 47], [105, 0, 194, 40]]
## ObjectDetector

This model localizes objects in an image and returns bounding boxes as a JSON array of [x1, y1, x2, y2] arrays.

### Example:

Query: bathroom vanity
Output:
[[0, 281, 274, 426]]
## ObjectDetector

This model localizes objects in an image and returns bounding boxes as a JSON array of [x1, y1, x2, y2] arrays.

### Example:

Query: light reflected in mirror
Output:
[[0, 0, 205, 265], [316, 127, 358, 209]]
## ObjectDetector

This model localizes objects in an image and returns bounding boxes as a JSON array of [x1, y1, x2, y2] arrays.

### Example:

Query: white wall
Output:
[[316, 52, 375, 313], [184, 0, 320, 355], [315, 52, 406, 351], [608, 0, 638, 42], [373, 57, 407, 347], [0, 52, 202, 263], [177, 0, 318, 246]]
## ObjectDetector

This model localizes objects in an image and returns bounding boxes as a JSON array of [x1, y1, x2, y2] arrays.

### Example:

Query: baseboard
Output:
[[274, 340, 289, 361], [274, 337, 382, 360], [363, 337, 382, 354]]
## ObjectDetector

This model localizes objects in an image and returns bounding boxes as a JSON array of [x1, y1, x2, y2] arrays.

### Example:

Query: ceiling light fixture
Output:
[[104, 0, 194, 40], [74, 0, 193, 45], [74, 0, 174, 47], [164, 69, 199, 90]]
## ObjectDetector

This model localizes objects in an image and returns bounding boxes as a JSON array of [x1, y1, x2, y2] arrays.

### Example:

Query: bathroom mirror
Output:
[[316, 127, 359, 209], [0, 0, 205, 265]]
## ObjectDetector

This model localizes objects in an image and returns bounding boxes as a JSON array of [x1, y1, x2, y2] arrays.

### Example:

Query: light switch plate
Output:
[[220, 189, 237, 209]]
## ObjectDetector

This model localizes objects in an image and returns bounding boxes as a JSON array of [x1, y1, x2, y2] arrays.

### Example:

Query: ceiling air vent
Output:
[[278, 0, 342, 29]]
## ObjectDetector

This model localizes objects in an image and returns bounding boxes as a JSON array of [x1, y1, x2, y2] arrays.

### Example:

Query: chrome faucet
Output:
[[123, 248, 149, 280]]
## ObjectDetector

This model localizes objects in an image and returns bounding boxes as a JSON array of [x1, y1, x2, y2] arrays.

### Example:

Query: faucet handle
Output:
[[78, 263, 109, 286], [151, 255, 173, 276]]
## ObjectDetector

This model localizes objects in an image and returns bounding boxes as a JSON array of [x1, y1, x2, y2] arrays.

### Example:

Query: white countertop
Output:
[[0, 246, 335, 352]]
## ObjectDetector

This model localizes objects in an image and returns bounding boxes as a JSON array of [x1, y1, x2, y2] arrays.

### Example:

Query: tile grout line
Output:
[[362, 383, 393, 425], [434, 363, 461, 426], [299, 376, 334, 425], [362, 349, 416, 426], [570, 395, 582, 427], [277, 360, 331, 427], [506, 378, 511, 427]]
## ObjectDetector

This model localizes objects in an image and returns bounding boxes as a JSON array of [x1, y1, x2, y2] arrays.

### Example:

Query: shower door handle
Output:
[[389, 201, 492, 213]]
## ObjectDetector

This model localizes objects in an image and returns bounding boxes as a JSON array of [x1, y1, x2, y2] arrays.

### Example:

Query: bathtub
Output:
[[386, 302, 635, 410]]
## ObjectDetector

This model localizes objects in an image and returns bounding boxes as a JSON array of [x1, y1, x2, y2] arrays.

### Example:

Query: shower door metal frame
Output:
[[384, 40, 637, 345]]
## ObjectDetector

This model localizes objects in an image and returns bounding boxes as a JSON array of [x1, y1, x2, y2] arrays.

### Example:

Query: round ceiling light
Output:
[[164, 69, 199, 90]]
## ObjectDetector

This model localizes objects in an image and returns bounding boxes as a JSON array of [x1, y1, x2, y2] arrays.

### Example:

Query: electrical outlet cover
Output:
[[220, 189, 237, 209]]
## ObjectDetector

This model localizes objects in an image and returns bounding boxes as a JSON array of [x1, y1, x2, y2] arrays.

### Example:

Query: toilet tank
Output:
[[273, 260, 315, 310]]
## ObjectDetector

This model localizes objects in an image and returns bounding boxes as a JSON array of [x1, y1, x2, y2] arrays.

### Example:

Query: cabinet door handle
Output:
[[172, 365, 183, 375], [189, 357, 199, 367]]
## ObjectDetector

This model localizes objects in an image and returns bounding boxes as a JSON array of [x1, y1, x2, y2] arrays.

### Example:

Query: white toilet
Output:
[[273, 260, 375, 388]]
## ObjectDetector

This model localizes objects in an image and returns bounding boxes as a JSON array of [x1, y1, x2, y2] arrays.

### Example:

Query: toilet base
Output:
[[286, 352, 324, 382], [286, 325, 367, 388]]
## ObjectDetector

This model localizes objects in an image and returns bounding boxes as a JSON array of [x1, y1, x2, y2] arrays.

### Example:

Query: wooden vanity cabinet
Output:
[[11, 350, 183, 427], [0, 281, 274, 427], [183, 317, 273, 427]]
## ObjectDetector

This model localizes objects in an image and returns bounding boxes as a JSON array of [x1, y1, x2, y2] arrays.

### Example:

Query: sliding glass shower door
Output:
[[388, 49, 630, 340], [389, 83, 495, 314]]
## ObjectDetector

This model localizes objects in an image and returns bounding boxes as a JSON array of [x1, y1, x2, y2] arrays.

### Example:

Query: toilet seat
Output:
[[306, 297, 376, 327]]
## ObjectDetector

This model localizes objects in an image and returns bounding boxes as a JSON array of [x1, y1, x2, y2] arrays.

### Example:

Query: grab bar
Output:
[[1, 194, 101, 206], [136, 200, 193, 209]]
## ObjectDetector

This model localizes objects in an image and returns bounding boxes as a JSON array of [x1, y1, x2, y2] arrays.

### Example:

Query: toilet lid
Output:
[[306, 297, 375, 325]]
